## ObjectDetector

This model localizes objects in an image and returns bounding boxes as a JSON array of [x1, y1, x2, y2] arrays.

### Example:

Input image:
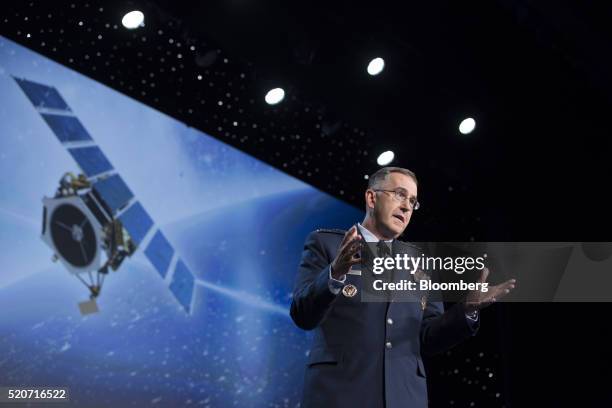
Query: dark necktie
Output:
[[376, 240, 391, 258], [377, 240, 395, 284]]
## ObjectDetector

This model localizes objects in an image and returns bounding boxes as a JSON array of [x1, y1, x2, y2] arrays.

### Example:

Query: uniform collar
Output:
[[357, 223, 394, 243]]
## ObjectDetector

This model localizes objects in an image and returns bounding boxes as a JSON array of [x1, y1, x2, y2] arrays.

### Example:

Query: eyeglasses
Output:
[[373, 188, 420, 210]]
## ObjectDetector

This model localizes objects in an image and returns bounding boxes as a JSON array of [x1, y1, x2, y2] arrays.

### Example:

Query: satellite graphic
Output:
[[0, 36, 363, 407]]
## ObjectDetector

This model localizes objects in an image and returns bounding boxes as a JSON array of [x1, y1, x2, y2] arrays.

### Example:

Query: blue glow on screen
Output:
[[0, 36, 363, 406]]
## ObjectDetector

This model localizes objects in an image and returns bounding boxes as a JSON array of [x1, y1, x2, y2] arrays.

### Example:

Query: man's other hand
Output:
[[465, 267, 516, 313]]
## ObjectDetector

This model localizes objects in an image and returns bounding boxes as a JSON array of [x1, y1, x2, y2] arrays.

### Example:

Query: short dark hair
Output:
[[367, 166, 418, 189]]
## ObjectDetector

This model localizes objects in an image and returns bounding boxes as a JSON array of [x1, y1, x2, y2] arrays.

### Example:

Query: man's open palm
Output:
[[465, 267, 516, 313]]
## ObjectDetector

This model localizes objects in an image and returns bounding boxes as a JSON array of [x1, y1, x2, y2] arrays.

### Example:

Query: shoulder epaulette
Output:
[[315, 228, 346, 235]]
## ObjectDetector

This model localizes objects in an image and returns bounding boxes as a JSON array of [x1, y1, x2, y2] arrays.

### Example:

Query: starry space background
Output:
[[0, 36, 363, 407]]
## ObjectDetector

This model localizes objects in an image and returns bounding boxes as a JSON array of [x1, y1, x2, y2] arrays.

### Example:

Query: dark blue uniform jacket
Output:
[[290, 229, 479, 408]]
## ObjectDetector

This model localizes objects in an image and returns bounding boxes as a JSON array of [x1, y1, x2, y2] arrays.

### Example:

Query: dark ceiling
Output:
[[2, 0, 611, 241]]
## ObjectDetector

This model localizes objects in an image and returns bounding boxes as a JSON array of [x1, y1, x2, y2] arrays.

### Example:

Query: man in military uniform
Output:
[[290, 166, 516, 408]]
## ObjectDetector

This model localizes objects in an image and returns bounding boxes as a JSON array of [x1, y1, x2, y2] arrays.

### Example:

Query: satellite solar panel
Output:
[[68, 146, 114, 177], [118, 201, 154, 246], [169, 260, 195, 313], [92, 174, 134, 214], [144, 230, 174, 278], [41, 113, 93, 143], [14, 78, 71, 111]]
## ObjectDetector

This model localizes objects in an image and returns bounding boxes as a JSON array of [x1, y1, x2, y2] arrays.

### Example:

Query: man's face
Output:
[[368, 172, 418, 239]]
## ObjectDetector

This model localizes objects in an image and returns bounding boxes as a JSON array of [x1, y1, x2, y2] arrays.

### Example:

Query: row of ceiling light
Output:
[[120, 10, 476, 167]]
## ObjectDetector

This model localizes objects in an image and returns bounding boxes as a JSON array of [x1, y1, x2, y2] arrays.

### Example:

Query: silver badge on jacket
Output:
[[342, 284, 358, 298]]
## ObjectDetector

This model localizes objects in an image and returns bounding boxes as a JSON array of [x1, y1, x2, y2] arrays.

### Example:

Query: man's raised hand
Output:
[[465, 267, 516, 313], [330, 225, 362, 280]]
